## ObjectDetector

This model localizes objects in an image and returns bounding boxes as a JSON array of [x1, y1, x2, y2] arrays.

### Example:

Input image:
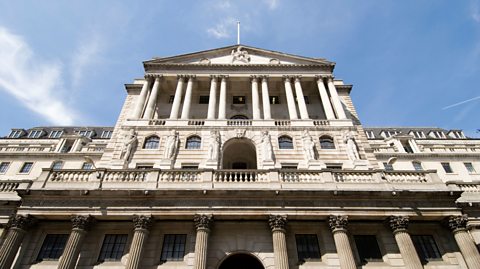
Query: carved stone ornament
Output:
[[445, 215, 468, 231], [71, 215, 95, 230], [388, 216, 409, 232], [133, 215, 154, 230], [9, 214, 37, 230], [231, 46, 251, 64], [194, 214, 213, 230], [328, 215, 348, 231], [268, 215, 287, 231]]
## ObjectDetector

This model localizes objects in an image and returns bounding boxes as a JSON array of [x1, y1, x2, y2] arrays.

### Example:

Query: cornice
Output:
[[144, 63, 334, 73], [374, 152, 480, 159]]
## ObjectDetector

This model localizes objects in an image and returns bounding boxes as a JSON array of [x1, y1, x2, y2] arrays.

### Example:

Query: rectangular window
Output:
[[8, 130, 23, 138], [181, 165, 199, 169], [365, 131, 375, 139], [82, 162, 94, 170], [168, 95, 174, 104], [326, 164, 342, 170], [98, 234, 128, 262], [412, 162, 423, 171], [383, 162, 393, 171], [52, 161, 63, 170], [19, 162, 33, 173], [354, 235, 383, 264], [78, 130, 93, 138], [161, 234, 187, 261], [304, 96, 310, 104], [441, 162, 453, 173], [281, 164, 298, 169], [37, 234, 69, 261], [137, 165, 154, 169], [199, 96, 209, 104], [49, 130, 63, 138], [28, 130, 43, 138], [269, 96, 280, 104], [0, 162, 10, 173], [295, 234, 321, 261], [464, 163, 476, 174], [411, 235, 442, 262], [233, 96, 246, 104], [101, 130, 113, 139]]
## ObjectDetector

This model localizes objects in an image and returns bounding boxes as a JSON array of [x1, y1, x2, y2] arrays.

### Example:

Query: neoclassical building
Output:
[[0, 45, 479, 269]]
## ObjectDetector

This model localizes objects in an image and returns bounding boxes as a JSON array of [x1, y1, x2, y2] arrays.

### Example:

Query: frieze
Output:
[[269, 215, 287, 231]]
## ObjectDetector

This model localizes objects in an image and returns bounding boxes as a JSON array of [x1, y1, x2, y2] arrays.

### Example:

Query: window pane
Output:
[[144, 136, 160, 149], [161, 234, 187, 261], [278, 136, 293, 149], [233, 96, 246, 104], [441, 163, 453, 173], [464, 163, 476, 174], [52, 161, 63, 170], [295, 234, 321, 261], [383, 162, 394, 171], [20, 162, 33, 173], [354, 235, 382, 264], [37, 234, 69, 261], [412, 162, 423, 171], [0, 162, 10, 173], [98, 234, 128, 262], [199, 96, 209, 104], [186, 136, 201, 149], [412, 235, 441, 263], [320, 137, 335, 149]]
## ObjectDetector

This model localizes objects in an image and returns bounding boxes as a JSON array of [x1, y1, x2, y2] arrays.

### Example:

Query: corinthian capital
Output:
[[445, 215, 468, 232], [328, 215, 348, 231], [194, 214, 213, 230], [268, 215, 287, 231], [9, 215, 37, 230], [388, 216, 409, 232], [71, 215, 95, 230], [133, 215, 154, 230]]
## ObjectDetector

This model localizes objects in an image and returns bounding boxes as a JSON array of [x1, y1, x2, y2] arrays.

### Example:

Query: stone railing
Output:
[[49, 170, 95, 182], [158, 169, 202, 182], [313, 120, 330, 126], [103, 170, 148, 182], [333, 170, 378, 183], [275, 120, 291, 126], [227, 119, 252, 126], [149, 119, 166, 125], [383, 171, 429, 183], [214, 170, 268, 182], [188, 120, 205, 126], [280, 170, 324, 182]]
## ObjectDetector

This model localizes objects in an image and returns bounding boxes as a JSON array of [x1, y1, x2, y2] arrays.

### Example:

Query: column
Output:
[[131, 76, 152, 118], [218, 76, 227, 120], [169, 75, 186, 119], [315, 76, 336, 120], [126, 215, 154, 269], [328, 215, 356, 269], [283, 76, 298, 120], [193, 214, 213, 269], [251, 76, 261, 120], [261, 76, 272, 120], [445, 215, 480, 269], [268, 215, 289, 269], [293, 76, 309, 120], [0, 215, 36, 269], [181, 75, 195, 120], [143, 75, 162, 119], [207, 76, 218, 120], [326, 76, 347, 119], [388, 216, 423, 269], [58, 215, 95, 269]]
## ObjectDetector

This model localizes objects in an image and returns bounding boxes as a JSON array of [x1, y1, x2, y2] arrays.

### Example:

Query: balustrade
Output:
[[227, 119, 252, 126], [333, 171, 377, 183], [384, 171, 428, 183], [280, 170, 324, 182], [158, 170, 201, 182], [50, 170, 93, 182], [103, 170, 147, 182], [214, 170, 267, 182]]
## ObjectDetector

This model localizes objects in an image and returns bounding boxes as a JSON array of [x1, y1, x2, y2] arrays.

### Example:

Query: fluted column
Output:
[[126, 215, 154, 269], [181, 75, 195, 120], [0, 215, 36, 269], [328, 215, 356, 269], [207, 76, 218, 120], [193, 214, 213, 269], [315, 76, 336, 120], [293, 77, 309, 119], [388, 216, 422, 269], [143, 75, 162, 119], [326, 76, 347, 119], [445, 215, 480, 269], [283, 76, 298, 120], [269, 215, 289, 269], [251, 76, 261, 120], [57, 215, 95, 269], [261, 76, 272, 120], [169, 75, 186, 119], [132, 76, 152, 118], [218, 76, 228, 120]]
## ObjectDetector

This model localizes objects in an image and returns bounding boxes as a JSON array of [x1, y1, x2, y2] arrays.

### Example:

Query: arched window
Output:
[[144, 136, 160, 149], [186, 136, 201, 149], [278, 136, 294, 149], [320, 136, 335, 149], [51, 160, 63, 170]]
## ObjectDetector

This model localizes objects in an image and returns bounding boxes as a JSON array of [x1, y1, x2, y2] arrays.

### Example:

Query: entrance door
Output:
[[218, 254, 264, 269]]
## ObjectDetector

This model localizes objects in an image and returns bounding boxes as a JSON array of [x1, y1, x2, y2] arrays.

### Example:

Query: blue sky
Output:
[[0, 0, 479, 137]]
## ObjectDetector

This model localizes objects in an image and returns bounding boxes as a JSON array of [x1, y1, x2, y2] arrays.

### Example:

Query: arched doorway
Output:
[[218, 253, 264, 269], [222, 138, 257, 169]]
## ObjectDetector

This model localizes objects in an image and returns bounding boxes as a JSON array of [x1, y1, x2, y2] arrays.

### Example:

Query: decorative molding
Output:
[[328, 215, 348, 231], [268, 215, 287, 231], [194, 214, 213, 230], [132, 215, 154, 230], [444, 215, 468, 232], [71, 215, 95, 230], [388, 216, 409, 232], [9, 214, 37, 230]]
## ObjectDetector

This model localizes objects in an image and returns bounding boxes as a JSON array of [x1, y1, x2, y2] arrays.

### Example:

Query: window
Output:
[[28, 130, 43, 138], [233, 96, 246, 104], [52, 161, 63, 170], [304, 96, 310, 104], [281, 164, 298, 169], [36, 234, 69, 261], [326, 164, 342, 170], [49, 130, 63, 138], [295, 234, 321, 261], [137, 164, 154, 169], [401, 141, 414, 153], [411, 235, 441, 262], [19, 162, 33, 173], [77, 130, 93, 138], [161, 234, 186, 261], [168, 95, 175, 104], [101, 130, 113, 139], [230, 115, 248, 119], [412, 161, 423, 171], [0, 162, 10, 173], [411, 131, 426, 139], [270, 96, 280, 104], [278, 136, 294, 149], [8, 130, 23, 138], [441, 162, 453, 173], [181, 165, 199, 169], [82, 162, 94, 170], [144, 136, 160, 149], [98, 234, 128, 262], [449, 131, 465, 139], [199, 96, 209, 104], [430, 131, 446, 139], [186, 136, 201, 149], [365, 131, 375, 139], [383, 162, 393, 171], [60, 140, 74, 153], [381, 130, 399, 138], [320, 136, 335, 149], [354, 235, 382, 264], [464, 163, 476, 174]]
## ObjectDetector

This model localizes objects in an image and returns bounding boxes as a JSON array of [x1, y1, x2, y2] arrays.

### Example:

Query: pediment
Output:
[[144, 45, 334, 66]]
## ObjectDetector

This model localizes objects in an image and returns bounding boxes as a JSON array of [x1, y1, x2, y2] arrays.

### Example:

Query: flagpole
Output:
[[237, 21, 240, 44]]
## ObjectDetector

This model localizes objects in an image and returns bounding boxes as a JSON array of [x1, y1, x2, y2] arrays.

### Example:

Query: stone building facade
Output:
[[0, 45, 479, 269]]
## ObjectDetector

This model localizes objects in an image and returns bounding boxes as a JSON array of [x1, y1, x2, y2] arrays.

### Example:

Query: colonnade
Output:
[[131, 74, 347, 121], [1, 214, 479, 269]]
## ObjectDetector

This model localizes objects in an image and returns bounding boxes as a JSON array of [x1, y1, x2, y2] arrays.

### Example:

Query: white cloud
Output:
[[442, 95, 480, 110], [71, 33, 105, 88], [207, 17, 236, 39], [264, 0, 279, 10], [0, 27, 80, 125]]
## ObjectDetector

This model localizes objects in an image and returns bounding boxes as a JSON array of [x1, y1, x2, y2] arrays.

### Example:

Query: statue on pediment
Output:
[[302, 130, 316, 161], [120, 129, 137, 162], [164, 130, 179, 160], [231, 46, 251, 64], [344, 131, 360, 161]]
